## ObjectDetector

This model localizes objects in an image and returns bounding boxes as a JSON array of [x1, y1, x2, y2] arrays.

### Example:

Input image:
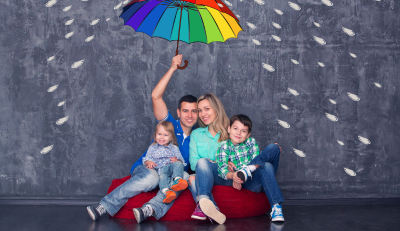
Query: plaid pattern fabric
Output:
[[143, 143, 186, 174], [216, 138, 260, 180]]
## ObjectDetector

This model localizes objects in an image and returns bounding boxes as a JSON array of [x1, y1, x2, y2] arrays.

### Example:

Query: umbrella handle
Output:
[[177, 60, 188, 70]]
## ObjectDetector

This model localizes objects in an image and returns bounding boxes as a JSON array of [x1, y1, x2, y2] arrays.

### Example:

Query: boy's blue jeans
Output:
[[158, 161, 185, 191], [193, 143, 284, 206]]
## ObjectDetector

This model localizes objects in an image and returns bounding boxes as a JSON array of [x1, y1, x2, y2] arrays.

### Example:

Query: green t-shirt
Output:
[[189, 126, 221, 171]]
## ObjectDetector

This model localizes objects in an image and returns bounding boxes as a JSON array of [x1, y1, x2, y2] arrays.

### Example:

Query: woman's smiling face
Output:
[[198, 99, 217, 126]]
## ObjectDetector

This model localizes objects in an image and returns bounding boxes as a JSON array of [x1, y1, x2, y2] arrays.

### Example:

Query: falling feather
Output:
[[358, 136, 371, 145], [291, 59, 299, 64], [262, 63, 275, 72], [313, 36, 326, 45], [45, 0, 57, 7], [274, 9, 283, 15], [252, 39, 261, 45], [40, 145, 53, 154], [58, 101, 66, 107], [47, 85, 58, 92], [47, 56, 55, 62], [82, 0, 89, 1], [325, 113, 338, 122], [272, 22, 281, 29], [235, 14, 240, 18], [337, 140, 344, 146], [317, 62, 325, 67], [288, 88, 299, 96], [65, 19, 74, 25], [85, 35, 95, 42], [347, 92, 360, 101], [65, 32, 74, 39], [281, 104, 289, 110], [313, 22, 321, 27], [254, 0, 265, 5], [56, 116, 69, 125], [114, 2, 122, 9], [342, 27, 355, 36], [123, 0, 129, 4], [106, 18, 110, 21], [350, 53, 357, 58], [224, 1, 232, 7], [90, 19, 100, 25], [63, 5, 72, 12], [288, 2, 301, 10], [218, 3, 224, 7], [293, 148, 306, 157], [329, 99, 337, 104], [344, 168, 356, 176], [374, 82, 382, 88], [278, 119, 290, 128], [247, 22, 256, 29], [321, 0, 333, 6], [271, 35, 281, 41], [71, 60, 84, 68]]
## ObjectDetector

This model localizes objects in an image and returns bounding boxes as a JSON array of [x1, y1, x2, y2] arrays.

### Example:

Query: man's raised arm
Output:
[[151, 55, 183, 121]]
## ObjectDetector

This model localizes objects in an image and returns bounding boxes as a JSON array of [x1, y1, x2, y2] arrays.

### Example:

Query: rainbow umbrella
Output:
[[120, 0, 242, 69]]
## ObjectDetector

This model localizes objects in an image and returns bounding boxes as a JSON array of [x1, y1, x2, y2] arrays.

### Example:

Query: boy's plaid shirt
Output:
[[216, 137, 260, 180]]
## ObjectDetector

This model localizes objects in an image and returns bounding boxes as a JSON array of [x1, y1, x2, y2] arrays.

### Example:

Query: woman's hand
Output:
[[145, 161, 157, 169], [232, 172, 243, 184], [232, 181, 242, 190], [170, 157, 178, 163], [228, 161, 237, 172], [188, 175, 196, 186]]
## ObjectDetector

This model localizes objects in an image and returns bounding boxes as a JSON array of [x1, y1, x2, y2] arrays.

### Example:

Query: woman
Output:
[[187, 93, 231, 224]]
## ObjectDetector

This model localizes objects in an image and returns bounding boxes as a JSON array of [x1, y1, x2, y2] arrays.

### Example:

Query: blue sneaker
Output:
[[270, 204, 284, 222]]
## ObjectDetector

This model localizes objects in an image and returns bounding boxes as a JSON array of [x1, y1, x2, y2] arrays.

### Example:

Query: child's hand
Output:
[[170, 157, 178, 163], [188, 175, 196, 186], [146, 161, 157, 169], [275, 143, 282, 154], [233, 172, 243, 184], [228, 161, 237, 172], [233, 181, 242, 190]]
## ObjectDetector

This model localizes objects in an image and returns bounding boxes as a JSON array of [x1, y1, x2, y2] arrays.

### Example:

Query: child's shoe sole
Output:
[[199, 198, 226, 224], [171, 179, 188, 192], [163, 191, 177, 203]]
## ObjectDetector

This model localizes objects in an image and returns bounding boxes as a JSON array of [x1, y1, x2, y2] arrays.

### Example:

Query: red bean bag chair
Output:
[[108, 176, 270, 220]]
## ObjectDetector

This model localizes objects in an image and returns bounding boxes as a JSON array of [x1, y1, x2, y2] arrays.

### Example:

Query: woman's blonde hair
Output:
[[197, 93, 229, 142], [152, 121, 178, 146]]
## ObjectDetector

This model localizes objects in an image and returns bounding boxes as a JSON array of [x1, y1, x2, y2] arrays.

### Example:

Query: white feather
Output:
[[272, 22, 281, 29], [85, 35, 95, 42], [57, 101, 66, 107], [374, 82, 382, 88], [313, 35, 326, 45], [321, 0, 333, 6], [281, 104, 289, 110], [65, 31, 74, 39], [235, 14, 240, 18], [337, 140, 344, 145], [278, 119, 290, 128], [247, 22, 256, 29], [71, 60, 84, 68], [40, 145, 53, 154], [123, 0, 130, 4], [114, 2, 123, 10], [313, 22, 321, 27], [344, 168, 356, 176], [358, 136, 371, 145], [271, 35, 281, 41], [317, 62, 325, 67], [288, 88, 299, 96], [288, 2, 301, 10], [252, 39, 261, 45], [82, 0, 89, 1], [106, 18, 111, 21], [56, 116, 69, 125], [342, 27, 355, 36], [224, 1, 232, 7], [350, 53, 357, 58], [347, 92, 360, 101], [63, 5, 72, 12], [291, 59, 299, 64], [254, 0, 265, 5], [65, 19, 74, 25], [262, 63, 275, 72], [218, 3, 224, 7], [47, 56, 55, 62], [47, 85, 58, 92], [90, 19, 100, 25], [325, 113, 338, 122], [293, 148, 306, 157], [45, 0, 57, 7], [274, 9, 283, 15], [329, 99, 336, 104]]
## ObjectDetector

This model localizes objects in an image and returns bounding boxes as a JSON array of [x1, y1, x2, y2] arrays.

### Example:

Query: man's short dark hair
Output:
[[229, 114, 253, 133], [178, 95, 197, 109]]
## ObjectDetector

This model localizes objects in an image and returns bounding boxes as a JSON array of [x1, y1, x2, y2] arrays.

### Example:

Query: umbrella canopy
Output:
[[120, 0, 242, 44]]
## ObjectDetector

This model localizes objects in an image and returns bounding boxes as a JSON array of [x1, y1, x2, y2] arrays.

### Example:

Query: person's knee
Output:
[[265, 143, 280, 153], [172, 161, 184, 167], [196, 158, 210, 172]]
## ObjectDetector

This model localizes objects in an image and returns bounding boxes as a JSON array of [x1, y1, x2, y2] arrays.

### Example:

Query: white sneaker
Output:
[[237, 166, 252, 182]]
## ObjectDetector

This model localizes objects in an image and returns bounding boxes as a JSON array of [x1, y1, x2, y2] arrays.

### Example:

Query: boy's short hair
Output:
[[178, 95, 197, 109], [229, 114, 253, 133]]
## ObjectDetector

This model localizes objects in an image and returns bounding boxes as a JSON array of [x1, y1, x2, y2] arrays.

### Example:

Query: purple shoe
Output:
[[191, 203, 207, 220]]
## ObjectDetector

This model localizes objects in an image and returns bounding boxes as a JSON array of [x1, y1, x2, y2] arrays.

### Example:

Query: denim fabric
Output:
[[158, 161, 185, 191], [194, 158, 233, 206], [146, 172, 189, 220], [100, 165, 159, 216], [242, 143, 284, 205], [187, 176, 216, 205]]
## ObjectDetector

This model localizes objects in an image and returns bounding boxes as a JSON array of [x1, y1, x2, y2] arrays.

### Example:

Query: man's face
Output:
[[177, 102, 198, 129]]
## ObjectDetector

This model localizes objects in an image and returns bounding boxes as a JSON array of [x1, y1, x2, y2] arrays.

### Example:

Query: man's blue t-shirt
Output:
[[130, 111, 191, 173]]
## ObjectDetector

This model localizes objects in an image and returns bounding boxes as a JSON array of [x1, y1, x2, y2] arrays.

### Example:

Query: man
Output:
[[86, 55, 198, 222]]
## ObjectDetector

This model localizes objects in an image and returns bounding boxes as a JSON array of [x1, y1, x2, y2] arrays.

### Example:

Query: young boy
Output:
[[215, 114, 285, 222]]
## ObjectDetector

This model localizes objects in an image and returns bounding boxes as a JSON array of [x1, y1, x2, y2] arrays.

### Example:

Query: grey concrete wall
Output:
[[0, 0, 399, 199]]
